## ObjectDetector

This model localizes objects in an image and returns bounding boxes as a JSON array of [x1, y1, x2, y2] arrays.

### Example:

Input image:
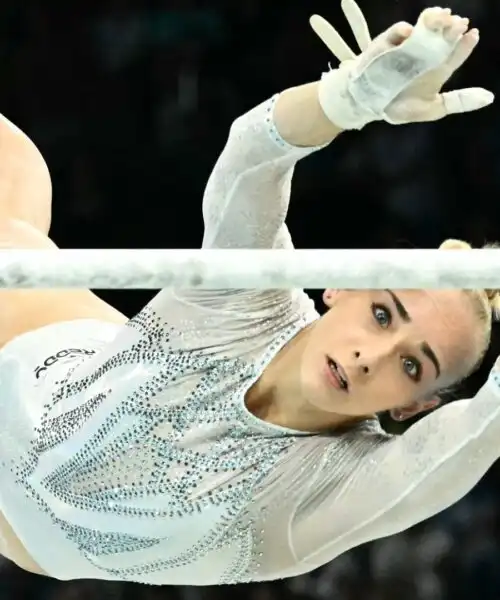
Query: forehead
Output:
[[393, 289, 480, 375]]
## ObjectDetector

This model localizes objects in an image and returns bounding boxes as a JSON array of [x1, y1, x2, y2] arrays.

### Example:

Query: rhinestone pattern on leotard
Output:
[[12, 305, 309, 582]]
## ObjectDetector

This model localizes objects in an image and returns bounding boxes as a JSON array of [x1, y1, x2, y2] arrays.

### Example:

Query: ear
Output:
[[390, 396, 441, 422], [323, 289, 339, 307]]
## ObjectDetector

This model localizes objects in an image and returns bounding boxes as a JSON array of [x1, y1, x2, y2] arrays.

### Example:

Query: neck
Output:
[[245, 324, 363, 433]]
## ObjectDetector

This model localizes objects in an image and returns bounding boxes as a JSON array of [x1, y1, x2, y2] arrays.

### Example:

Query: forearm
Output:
[[274, 82, 344, 147], [297, 371, 500, 566], [202, 95, 326, 250]]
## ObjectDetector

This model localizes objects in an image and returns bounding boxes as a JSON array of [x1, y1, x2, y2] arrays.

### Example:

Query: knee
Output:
[[0, 218, 57, 249]]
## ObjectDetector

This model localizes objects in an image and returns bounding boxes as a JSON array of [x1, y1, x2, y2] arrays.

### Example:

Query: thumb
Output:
[[420, 87, 494, 121], [360, 22, 413, 70]]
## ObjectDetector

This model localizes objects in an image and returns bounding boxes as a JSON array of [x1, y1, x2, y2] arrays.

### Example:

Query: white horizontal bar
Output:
[[0, 248, 499, 289]]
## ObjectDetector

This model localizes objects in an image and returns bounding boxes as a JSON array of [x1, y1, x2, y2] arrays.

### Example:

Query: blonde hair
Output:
[[439, 238, 500, 373]]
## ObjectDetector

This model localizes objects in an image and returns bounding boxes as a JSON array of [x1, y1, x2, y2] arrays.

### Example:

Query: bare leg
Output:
[[0, 115, 52, 233], [0, 118, 127, 349]]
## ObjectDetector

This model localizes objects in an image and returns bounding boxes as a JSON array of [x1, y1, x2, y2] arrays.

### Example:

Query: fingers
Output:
[[443, 15, 469, 43], [420, 7, 470, 44], [443, 87, 495, 115], [420, 7, 451, 32], [446, 28, 480, 74], [341, 0, 371, 51], [310, 14, 357, 62], [360, 21, 412, 67], [423, 88, 494, 121], [430, 29, 481, 93], [384, 21, 413, 46]]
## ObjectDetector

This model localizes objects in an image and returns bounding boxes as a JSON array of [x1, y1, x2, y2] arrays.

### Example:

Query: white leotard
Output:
[[1, 96, 500, 586]]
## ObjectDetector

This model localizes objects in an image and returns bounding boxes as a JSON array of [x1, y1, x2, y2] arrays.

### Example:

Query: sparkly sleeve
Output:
[[201, 95, 324, 250], [291, 371, 500, 566]]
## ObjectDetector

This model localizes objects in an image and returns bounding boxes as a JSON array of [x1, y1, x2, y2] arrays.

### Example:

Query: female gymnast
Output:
[[0, 1, 498, 586]]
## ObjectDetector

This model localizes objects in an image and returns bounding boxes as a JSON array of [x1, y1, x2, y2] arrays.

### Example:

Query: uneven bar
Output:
[[0, 248, 498, 289]]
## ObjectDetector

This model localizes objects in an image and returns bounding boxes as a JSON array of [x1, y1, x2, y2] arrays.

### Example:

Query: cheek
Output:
[[357, 353, 421, 411], [322, 304, 371, 342], [366, 365, 414, 407]]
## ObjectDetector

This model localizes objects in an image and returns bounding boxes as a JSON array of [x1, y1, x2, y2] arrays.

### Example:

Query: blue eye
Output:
[[372, 303, 392, 328], [402, 357, 422, 381]]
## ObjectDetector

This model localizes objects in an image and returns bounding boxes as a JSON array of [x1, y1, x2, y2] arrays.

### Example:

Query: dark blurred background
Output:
[[2, 0, 500, 598]]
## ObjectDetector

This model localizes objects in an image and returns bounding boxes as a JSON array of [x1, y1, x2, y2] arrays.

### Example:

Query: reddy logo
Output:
[[34, 348, 96, 379]]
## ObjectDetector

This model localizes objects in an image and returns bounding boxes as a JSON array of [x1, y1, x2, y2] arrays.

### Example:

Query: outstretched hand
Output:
[[311, 0, 494, 126]]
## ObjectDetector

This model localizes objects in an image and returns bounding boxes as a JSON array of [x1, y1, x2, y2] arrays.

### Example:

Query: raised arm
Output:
[[291, 370, 500, 569], [202, 1, 492, 251], [201, 86, 340, 250]]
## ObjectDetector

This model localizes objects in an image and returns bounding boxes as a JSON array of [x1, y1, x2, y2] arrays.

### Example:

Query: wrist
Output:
[[273, 82, 343, 147], [317, 67, 378, 131]]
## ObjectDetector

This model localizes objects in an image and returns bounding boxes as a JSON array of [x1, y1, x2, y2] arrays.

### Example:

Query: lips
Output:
[[325, 356, 349, 392]]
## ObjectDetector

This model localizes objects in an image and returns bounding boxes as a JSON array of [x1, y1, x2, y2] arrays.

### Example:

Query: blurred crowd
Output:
[[1, 0, 500, 598]]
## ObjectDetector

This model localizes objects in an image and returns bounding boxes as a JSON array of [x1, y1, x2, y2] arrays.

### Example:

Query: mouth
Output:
[[325, 356, 349, 393]]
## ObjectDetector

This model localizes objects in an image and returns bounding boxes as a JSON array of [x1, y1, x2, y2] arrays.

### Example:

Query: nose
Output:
[[354, 342, 395, 376], [352, 351, 369, 374]]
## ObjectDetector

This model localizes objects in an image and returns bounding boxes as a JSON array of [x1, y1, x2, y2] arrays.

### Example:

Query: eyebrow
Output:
[[385, 289, 441, 379]]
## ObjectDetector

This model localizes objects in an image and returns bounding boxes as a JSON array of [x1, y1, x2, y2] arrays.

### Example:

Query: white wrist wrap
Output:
[[318, 67, 377, 130]]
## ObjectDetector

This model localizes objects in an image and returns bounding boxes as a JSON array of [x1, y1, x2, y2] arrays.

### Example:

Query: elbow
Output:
[[227, 113, 248, 144]]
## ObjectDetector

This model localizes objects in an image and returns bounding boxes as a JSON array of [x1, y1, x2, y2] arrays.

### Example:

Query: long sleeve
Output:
[[289, 370, 500, 569], [147, 95, 323, 317], [202, 95, 323, 250]]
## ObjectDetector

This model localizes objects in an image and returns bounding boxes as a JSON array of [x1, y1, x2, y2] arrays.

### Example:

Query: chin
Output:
[[308, 385, 349, 415], [315, 392, 364, 417]]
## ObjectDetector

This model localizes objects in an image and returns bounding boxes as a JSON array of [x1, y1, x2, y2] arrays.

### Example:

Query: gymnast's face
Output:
[[300, 289, 481, 421]]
